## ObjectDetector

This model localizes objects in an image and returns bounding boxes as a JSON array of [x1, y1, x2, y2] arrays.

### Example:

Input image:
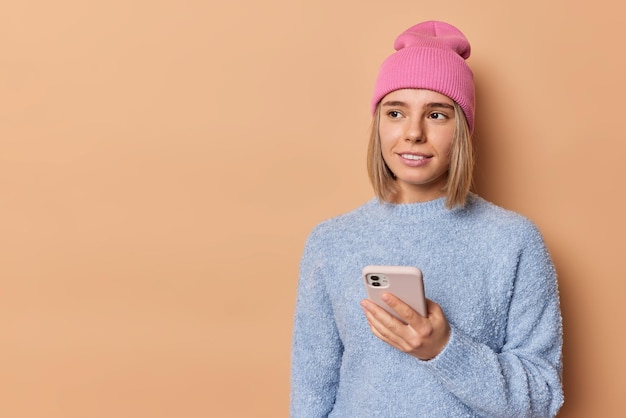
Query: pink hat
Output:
[[371, 21, 475, 133]]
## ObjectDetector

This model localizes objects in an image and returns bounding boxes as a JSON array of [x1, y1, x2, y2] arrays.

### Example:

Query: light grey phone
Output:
[[362, 265, 427, 320]]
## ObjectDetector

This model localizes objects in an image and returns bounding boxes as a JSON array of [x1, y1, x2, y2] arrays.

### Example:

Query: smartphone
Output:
[[362, 265, 427, 321]]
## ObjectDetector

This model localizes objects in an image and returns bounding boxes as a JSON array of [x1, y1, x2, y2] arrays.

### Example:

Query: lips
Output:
[[400, 153, 427, 161], [397, 152, 432, 167], [399, 152, 432, 160]]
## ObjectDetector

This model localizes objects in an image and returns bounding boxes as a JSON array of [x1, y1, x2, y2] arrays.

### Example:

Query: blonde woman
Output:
[[291, 21, 563, 417]]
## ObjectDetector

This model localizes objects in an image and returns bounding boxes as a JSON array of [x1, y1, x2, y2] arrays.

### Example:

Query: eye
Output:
[[429, 112, 447, 120], [387, 110, 403, 119]]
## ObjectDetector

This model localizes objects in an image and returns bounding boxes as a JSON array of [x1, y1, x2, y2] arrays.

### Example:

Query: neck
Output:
[[393, 180, 447, 204]]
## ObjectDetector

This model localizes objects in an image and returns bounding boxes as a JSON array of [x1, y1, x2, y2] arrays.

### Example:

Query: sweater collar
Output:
[[369, 193, 475, 219]]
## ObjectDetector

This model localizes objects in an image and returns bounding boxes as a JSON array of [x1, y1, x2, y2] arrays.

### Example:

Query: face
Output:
[[378, 88, 456, 203]]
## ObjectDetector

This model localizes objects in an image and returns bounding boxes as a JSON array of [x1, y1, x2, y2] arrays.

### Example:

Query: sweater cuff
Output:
[[422, 325, 493, 388]]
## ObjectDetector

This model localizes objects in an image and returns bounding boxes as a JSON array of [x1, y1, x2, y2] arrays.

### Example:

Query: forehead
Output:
[[381, 88, 454, 106]]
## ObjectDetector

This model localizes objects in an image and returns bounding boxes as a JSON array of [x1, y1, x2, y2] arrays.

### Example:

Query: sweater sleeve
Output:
[[290, 228, 343, 417], [425, 223, 564, 417]]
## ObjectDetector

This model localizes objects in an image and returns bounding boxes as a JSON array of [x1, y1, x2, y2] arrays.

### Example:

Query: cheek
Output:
[[441, 142, 453, 159], [433, 131, 455, 157], [378, 126, 400, 151]]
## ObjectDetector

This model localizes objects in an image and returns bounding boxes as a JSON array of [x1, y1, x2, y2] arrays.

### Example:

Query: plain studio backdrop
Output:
[[1, 1, 624, 416]]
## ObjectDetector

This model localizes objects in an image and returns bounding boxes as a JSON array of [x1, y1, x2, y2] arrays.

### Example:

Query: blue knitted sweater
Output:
[[291, 194, 563, 417]]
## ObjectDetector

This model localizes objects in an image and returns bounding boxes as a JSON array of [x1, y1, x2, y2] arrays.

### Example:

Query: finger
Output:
[[364, 309, 407, 349], [361, 300, 397, 334], [381, 292, 423, 325], [361, 301, 408, 347], [424, 298, 445, 320]]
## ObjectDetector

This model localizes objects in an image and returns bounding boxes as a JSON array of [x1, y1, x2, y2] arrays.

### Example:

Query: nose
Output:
[[405, 118, 425, 143]]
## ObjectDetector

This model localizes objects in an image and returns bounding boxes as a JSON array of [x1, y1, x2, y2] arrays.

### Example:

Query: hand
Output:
[[360, 293, 450, 360]]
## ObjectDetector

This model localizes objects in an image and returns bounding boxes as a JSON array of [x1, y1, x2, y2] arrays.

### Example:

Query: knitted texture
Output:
[[372, 21, 475, 133], [291, 195, 563, 417]]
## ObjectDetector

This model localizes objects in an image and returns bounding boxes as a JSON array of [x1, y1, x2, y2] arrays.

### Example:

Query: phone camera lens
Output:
[[371, 275, 379, 281], [371, 282, 381, 287]]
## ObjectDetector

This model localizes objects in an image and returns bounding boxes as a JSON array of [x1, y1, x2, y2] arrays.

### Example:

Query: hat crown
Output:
[[394, 21, 471, 60]]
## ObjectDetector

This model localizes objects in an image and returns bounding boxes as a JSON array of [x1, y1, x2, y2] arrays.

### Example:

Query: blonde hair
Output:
[[367, 101, 474, 209]]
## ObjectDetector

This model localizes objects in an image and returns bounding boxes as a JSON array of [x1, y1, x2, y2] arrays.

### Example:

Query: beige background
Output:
[[1, 1, 624, 417]]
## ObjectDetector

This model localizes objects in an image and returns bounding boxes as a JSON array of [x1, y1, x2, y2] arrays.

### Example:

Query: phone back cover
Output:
[[362, 265, 427, 320]]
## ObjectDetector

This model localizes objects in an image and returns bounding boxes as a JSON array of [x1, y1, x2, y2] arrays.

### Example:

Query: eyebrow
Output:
[[381, 100, 455, 110]]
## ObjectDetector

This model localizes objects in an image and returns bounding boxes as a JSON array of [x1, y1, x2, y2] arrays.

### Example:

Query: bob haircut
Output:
[[367, 100, 474, 209]]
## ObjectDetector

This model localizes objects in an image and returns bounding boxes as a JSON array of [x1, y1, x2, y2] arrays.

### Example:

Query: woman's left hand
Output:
[[361, 293, 450, 360]]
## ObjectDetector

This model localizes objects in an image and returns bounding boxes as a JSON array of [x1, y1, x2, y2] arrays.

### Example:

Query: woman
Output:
[[291, 21, 563, 417]]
